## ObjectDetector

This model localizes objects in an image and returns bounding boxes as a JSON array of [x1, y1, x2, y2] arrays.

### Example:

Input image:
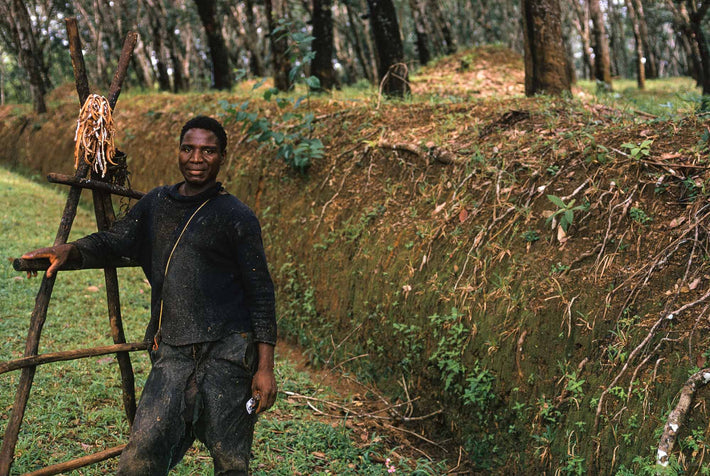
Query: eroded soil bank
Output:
[[3, 47, 710, 473]]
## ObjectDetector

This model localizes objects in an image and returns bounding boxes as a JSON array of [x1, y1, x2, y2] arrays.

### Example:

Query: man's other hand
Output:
[[252, 343, 277, 414]]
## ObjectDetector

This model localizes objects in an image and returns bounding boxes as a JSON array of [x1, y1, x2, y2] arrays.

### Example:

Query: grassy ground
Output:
[[575, 77, 704, 117], [0, 166, 448, 475]]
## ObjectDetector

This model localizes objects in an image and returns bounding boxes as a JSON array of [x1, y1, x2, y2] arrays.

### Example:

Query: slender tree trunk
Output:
[[231, 0, 265, 77], [265, 0, 291, 91], [589, 0, 612, 90], [625, 0, 646, 89], [10, 0, 46, 113], [425, 0, 456, 54], [145, 0, 172, 91], [312, 0, 336, 89], [131, 36, 154, 89], [571, 0, 593, 80], [366, 0, 410, 97], [521, 0, 570, 96], [690, 7, 710, 95], [194, 0, 233, 90], [607, 0, 629, 77], [633, 0, 658, 78], [345, 1, 374, 83], [666, 0, 710, 93], [408, 0, 430, 65]]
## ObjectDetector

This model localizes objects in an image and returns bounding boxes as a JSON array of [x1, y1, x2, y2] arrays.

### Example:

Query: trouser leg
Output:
[[195, 333, 256, 476], [117, 344, 195, 476]]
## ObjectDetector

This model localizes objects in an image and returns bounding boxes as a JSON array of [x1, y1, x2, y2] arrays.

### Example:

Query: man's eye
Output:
[[181, 146, 191, 153], [204, 149, 216, 155]]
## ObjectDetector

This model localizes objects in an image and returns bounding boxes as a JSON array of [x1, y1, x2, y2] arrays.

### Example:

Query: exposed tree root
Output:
[[377, 140, 460, 165], [657, 367, 710, 467]]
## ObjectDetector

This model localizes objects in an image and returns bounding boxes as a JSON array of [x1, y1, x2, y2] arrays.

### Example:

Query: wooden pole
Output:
[[12, 256, 137, 273], [91, 184, 139, 424], [0, 343, 149, 375], [24, 445, 126, 476], [46, 172, 145, 199], [0, 19, 92, 475], [0, 19, 138, 475]]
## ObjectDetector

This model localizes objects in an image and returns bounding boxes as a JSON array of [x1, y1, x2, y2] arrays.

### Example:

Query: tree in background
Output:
[[0, 0, 708, 105], [0, 0, 51, 113], [571, 0, 594, 80], [366, 0, 410, 97], [589, 0, 613, 90], [665, 0, 710, 95], [408, 0, 430, 66], [193, 0, 231, 90], [265, 0, 291, 91], [521, 0, 570, 96], [311, 0, 336, 89], [625, 0, 647, 89]]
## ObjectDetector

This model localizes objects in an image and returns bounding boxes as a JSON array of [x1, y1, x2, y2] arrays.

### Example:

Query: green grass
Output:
[[0, 166, 448, 475], [576, 77, 704, 117]]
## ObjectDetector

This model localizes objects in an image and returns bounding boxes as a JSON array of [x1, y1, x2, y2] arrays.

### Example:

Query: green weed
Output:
[[546, 195, 588, 232]]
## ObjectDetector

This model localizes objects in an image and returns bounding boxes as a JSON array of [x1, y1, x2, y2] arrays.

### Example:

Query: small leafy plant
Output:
[[221, 19, 324, 173], [546, 195, 588, 232], [630, 206, 652, 225], [621, 139, 653, 160]]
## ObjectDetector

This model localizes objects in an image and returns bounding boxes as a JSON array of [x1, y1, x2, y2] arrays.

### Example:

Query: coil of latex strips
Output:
[[74, 94, 117, 177]]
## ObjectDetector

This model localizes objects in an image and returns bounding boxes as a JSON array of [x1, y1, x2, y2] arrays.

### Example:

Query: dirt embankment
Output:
[[3, 46, 710, 472]]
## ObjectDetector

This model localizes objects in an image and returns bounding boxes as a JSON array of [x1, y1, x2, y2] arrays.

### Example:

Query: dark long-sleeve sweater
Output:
[[73, 182, 277, 346]]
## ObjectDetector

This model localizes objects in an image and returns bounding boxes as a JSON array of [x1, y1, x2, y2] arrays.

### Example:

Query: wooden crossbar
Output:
[[47, 173, 145, 199], [0, 343, 149, 375], [24, 445, 126, 476]]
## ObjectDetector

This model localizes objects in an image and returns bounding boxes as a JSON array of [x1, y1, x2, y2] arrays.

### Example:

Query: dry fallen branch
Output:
[[657, 368, 710, 467]]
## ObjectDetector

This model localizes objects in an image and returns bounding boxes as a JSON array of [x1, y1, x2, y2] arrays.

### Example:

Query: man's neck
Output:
[[179, 181, 215, 197]]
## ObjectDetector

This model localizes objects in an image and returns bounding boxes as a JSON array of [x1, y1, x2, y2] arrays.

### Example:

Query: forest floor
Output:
[[1, 45, 710, 474]]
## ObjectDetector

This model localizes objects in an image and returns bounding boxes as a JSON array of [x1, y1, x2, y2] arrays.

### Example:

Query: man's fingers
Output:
[[22, 247, 52, 260]]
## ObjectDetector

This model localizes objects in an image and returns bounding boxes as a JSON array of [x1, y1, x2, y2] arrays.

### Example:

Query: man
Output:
[[22, 116, 277, 475]]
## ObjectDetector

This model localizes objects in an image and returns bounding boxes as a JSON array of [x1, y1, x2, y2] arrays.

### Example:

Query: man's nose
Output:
[[189, 149, 205, 161]]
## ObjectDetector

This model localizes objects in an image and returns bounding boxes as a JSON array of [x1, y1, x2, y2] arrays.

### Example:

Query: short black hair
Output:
[[180, 116, 228, 153]]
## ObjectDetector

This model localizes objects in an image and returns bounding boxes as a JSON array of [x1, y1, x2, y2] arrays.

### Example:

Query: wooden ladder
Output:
[[0, 19, 145, 476]]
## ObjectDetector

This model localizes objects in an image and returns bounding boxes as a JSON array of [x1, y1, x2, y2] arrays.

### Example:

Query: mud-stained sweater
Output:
[[73, 182, 277, 346]]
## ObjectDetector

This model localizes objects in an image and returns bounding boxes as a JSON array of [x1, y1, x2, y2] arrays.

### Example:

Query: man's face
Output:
[[178, 128, 224, 190]]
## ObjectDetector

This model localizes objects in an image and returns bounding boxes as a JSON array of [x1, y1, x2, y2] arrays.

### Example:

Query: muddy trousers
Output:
[[117, 332, 256, 476]]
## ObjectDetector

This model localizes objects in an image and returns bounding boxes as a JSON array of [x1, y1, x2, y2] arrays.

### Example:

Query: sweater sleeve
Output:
[[236, 213, 277, 345], [72, 194, 148, 269]]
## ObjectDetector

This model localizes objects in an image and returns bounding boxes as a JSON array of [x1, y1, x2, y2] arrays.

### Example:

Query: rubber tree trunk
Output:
[[265, 0, 291, 91], [366, 0, 410, 97], [666, 0, 710, 94], [312, 0, 336, 89], [11, 0, 46, 113], [194, 0, 233, 90], [571, 0, 593, 80], [408, 0, 431, 66], [345, 1, 374, 83], [426, 0, 456, 54], [625, 0, 646, 89], [521, 0, 570, 96], [589, 0, 613, 90], [632, 0, 658, 79]]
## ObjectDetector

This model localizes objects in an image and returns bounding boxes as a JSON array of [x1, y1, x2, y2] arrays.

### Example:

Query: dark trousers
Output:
[[117, 332, 257, 475]]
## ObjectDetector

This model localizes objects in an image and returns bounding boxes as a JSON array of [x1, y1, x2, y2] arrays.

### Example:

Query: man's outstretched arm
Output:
[[22, 244, 81, 278]]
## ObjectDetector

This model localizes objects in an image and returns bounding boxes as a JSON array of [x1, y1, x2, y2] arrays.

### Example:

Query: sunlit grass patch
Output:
[[576, 77, 703, 117]]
